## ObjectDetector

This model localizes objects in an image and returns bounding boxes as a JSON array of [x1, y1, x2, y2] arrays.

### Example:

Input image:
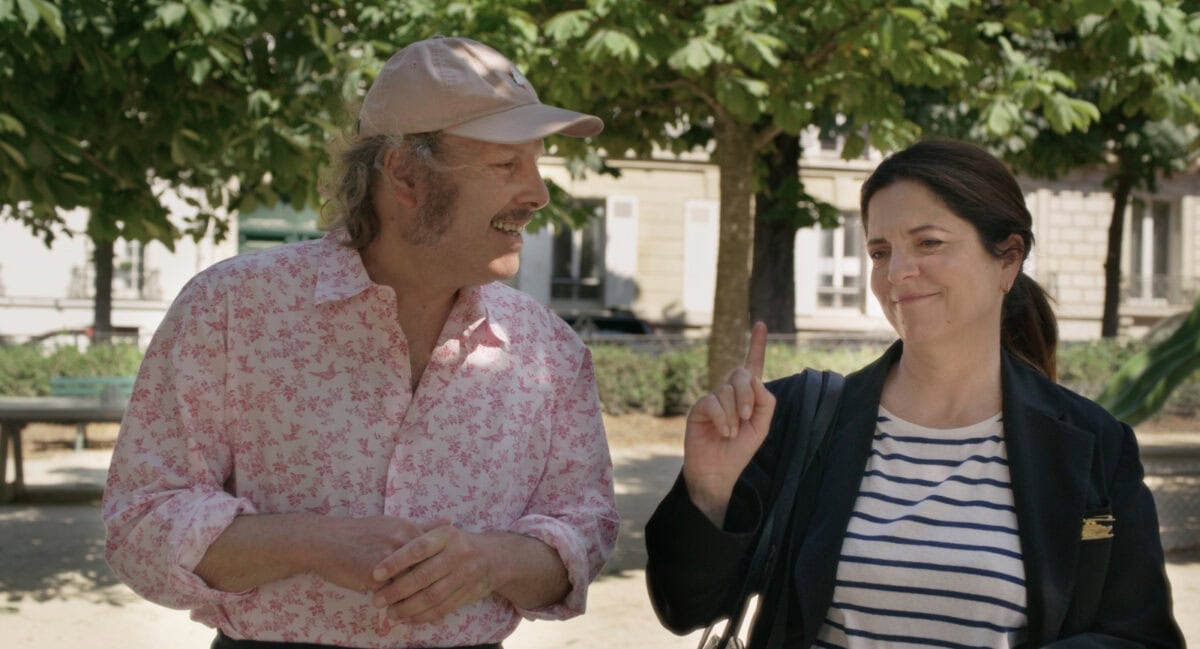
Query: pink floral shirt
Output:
[[102, 232, 619, 647]]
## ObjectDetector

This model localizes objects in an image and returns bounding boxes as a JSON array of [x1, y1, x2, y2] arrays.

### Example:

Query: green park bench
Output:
[[48, 376, 135, 450]]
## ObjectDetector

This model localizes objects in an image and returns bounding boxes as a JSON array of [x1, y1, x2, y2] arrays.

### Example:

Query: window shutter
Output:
[[604, 196, 639, 308], [683, 200, 719, 316], [517, 226, 553, 303]]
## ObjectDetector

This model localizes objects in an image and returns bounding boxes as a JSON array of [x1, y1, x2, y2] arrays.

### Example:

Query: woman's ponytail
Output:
[[1002, 272, 1058, 381]]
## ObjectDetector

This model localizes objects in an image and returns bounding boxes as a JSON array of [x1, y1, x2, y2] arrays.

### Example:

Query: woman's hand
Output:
[[682, 322, 776, 525]]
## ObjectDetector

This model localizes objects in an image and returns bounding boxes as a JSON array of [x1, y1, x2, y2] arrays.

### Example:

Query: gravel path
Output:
[[1, 444, 1196, 648]]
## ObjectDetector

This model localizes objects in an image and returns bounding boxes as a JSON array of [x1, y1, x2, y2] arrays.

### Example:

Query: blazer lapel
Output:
[[1001, 355, 1095, 645]]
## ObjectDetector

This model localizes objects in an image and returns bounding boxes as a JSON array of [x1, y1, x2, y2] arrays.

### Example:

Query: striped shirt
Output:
[[814, 407, 1028, 648]]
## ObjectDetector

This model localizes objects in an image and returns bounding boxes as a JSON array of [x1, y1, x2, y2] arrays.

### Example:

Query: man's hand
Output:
[[369, 524, 570, 625], [306, 516, 428, 593], [682, 321, 776, 525], [194, 513, 426, 594]]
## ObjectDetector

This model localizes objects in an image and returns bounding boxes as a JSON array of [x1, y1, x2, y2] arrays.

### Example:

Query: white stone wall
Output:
[[538, 157, 720, 326], [3, 157, 1195, 345], [0, 192, 239, 345]]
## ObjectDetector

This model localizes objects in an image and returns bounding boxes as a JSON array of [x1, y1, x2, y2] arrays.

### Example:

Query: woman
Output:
[[645, 139, 1183, 648]]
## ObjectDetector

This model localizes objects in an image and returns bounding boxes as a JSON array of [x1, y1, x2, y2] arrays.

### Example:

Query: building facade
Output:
[[2, 145, 1196, 346]]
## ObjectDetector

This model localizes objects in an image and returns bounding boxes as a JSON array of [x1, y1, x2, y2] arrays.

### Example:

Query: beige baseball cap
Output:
[[357, 36, 603, 143]]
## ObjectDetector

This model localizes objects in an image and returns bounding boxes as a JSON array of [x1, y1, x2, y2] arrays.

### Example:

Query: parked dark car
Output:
[[556, 309, 656, 338]]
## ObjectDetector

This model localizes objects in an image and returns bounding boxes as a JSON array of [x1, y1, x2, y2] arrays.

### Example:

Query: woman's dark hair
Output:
[[860, 139, 1058, 380]]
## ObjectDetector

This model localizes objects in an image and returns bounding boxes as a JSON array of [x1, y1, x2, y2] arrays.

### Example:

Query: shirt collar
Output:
[[453, 285, 510, 348], [314, 230, 374, 305], [314, 230, 510, 348]]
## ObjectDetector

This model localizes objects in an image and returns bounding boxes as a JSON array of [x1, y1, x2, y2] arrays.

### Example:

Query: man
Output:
[[103, 36, 619, 649]]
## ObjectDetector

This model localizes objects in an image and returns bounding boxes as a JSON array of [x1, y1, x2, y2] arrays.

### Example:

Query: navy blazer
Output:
[[646, 342, 1184, 648]]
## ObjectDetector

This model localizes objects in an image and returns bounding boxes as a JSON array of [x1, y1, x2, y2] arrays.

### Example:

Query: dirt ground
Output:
[[17, 414, 688, 456], [3, 416, 1198, 648], [16, 411, 1199, 456]]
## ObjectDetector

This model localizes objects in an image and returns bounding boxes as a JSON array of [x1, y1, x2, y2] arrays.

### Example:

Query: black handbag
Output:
[[697, 369, 845, 649]]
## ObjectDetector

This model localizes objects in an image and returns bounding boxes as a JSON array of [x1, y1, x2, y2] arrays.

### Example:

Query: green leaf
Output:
[[1096, 297, 1200, 425], [668, 37, 725, 74], [0, 113, 25, 136], [978, 21, 1005, 37], [209, 0, 234, 30], [1141, 0, 1163, 31], [715, 76, 765, 122], [0, 140, 26, 169], [138, 31, 172, 66], [170, 130, 200, 165], [188, 57, 213, 85], [983, 98, 1018, 136], [931, 47, 969, 71], [1043, 94, 1100, 134], [1132, 34, 1172, 63], [15, 0, 36, 29], [1044, 93, 1078, 134], [740, 32, 782, 68], [157, 2, 188, 27], [186, 0, 215, 34], [544, 9, 592, 42], [702, 2, 741, 28], [0, 0, 14, 20], [1075, 0, 1114, 17], [891, 7, 927, 26], [842, 131, 866, 159], [29, 0, 63, 40], [583, 29, 639, 63]]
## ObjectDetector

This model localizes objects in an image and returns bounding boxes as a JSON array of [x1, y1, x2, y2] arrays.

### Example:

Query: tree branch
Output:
[[800, 8, 875, 71], [79, 149, 137, 190], [647, 77, 725, 119], [753, 124, 783, 150]]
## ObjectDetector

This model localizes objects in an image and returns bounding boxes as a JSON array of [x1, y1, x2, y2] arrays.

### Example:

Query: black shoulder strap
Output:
[[758, 369, 843, 579], [703, 369, 844, 649]]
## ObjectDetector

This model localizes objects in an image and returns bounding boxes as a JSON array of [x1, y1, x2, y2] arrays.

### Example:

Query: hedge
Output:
[[0, 343, 143, 396], [4, 339, 1198, 421]]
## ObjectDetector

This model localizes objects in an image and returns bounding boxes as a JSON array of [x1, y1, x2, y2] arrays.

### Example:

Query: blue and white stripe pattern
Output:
[[814, 407, 1028, 648]]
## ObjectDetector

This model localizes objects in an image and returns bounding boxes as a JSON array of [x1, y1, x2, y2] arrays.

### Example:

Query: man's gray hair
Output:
[[322, 132, 442, 250]]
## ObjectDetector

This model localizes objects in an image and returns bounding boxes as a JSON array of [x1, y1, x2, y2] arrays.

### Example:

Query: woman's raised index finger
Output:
[[744, 321, 768, 380]]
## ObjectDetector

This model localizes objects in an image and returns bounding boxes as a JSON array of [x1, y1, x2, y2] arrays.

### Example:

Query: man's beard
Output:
[[403, 171, 458, 245], [403, 172, 533, 246]]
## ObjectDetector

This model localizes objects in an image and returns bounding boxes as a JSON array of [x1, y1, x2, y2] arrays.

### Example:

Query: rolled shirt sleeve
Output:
[[509, 350, 619, 619], [102, 275, 256, 616]]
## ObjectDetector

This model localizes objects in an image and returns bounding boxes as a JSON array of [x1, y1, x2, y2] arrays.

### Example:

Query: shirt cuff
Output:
[[169, 489, 260, 606], [506, 514, 598, 620]]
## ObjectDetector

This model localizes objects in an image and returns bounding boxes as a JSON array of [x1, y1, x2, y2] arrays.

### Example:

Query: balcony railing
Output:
[[1124, 274, 1199, 306]]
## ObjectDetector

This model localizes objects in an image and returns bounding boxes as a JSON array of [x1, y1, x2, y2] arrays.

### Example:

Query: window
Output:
[[113, 240, 148, 300], [817, 213, 865, 309], [551, 199, 605, 303], [71, 239, 161, 300], [1128, 198, 1178, 302]]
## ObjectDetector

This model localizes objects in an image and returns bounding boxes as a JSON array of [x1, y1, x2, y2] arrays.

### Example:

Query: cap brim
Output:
[[445, 103, 603, 143]]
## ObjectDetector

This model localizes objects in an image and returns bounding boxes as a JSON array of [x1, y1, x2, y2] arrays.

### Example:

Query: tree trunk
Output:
[[706, 120, 757, 390], [93, 238, 114, 345], [750, 134, 801, 334], [1101, 173, 1134, 338]]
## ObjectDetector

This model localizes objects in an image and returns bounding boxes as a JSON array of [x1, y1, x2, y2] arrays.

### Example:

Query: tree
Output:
[[749, 132, 839, 334], [541, 1, 1101, 387], [997, 1, 1200, 338], [0, 1, 608, 339], [0, 0, 372, 340]]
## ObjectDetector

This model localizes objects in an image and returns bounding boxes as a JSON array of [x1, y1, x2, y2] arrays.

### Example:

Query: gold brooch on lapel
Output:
[[1082, 514, 1115, 540]]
